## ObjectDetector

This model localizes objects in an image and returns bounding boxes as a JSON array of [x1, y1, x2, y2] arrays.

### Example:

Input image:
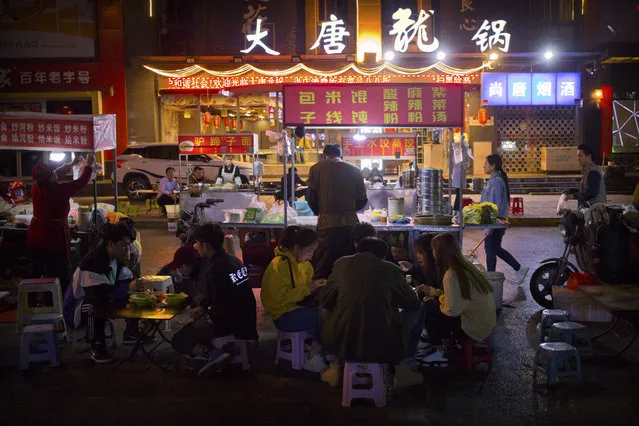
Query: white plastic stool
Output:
[[213, 335, 250, 370], [341, 362, 387, 407], [20, 324, 60, 370], [138, 276, 174, 332], [539, 309, 570, 342], [17, 278, 63, 334], [28, 312, 68, 342], [550, 321, 593, 354], [275, 330, 311, 370]]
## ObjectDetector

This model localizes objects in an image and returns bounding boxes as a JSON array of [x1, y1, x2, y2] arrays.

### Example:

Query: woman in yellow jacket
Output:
[[261, 226, 321, 332]]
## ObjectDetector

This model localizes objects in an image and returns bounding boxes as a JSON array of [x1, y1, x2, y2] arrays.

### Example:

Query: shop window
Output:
[[0, 153, 18, 178], [147, 145, 178, 160], [45, 100, 92, 114]]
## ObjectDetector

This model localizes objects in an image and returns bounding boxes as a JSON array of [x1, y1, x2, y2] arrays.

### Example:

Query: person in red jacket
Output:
[[27, 154, 95, 290]]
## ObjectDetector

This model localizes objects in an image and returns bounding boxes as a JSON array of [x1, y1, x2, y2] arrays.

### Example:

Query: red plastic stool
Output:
[[462, 198, 474, 208], [510, 197, 524, 215], [460, 337, 493, 372]]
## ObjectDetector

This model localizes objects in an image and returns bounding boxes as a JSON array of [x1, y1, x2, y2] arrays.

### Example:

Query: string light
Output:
[[143, 61, 488, 79]]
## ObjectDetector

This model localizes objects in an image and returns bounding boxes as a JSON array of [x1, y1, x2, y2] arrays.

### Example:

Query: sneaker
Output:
[[303, 353, 328, 373], [90, 344, 113, 364], [515, 266, 530, 285], [320, 363, 341, 388], [419, 349, 448, 367], [197, 349, 231, 376], [123, 331, 157, 346]]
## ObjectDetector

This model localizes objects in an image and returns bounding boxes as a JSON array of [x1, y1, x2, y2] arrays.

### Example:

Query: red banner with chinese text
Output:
[[0, 115, 94, 151], [341, 135, 416, 159], [283, 84, 463, 127], [178, 134, 257, 155]]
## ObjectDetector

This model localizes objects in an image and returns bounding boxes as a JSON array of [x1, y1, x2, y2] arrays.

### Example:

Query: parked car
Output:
[[113, 143, 253, 200]]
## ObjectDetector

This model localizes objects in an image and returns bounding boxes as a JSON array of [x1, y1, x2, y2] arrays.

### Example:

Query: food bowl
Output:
[[165, 293, 188, 306], [129, 293, 152, 307]]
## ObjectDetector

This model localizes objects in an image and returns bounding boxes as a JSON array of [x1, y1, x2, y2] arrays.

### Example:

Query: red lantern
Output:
[[223, 117, 231, 127], [231, 118, 237, 130], [478, 108, 488, 125], [213, 115, 221, 127], [203, 111, 211, 125]]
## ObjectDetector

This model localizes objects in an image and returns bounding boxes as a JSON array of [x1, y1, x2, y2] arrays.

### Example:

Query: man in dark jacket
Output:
[[564, 144, 607, 208], [307, 144, 368, 279], [320, 238, 421, 365], [171, 223, 258, 376]]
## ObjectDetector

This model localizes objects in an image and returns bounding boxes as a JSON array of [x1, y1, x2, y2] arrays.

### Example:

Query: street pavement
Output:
[[1, 227, 638, 425]]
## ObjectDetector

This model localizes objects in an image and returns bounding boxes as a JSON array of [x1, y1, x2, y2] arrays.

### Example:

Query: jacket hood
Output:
[[274, 246, 296, 262]]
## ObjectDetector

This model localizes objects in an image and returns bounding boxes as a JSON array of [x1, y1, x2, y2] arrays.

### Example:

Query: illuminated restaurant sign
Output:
[[481, 72, 580, 106], [341, 134, 416, 159], [283, 83, 463, 127], [178, 134, 258, 155]]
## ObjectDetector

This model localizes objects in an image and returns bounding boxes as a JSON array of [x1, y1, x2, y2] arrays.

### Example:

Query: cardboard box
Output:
[[541, 147, 580, 172], [552, 287, 613, 323]]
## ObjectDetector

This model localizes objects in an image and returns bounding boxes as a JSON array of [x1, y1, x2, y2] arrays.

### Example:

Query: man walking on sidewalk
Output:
[[307, 144, 368, 279]]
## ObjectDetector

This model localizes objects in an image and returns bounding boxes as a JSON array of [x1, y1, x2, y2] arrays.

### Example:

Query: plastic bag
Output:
[[556, 193, 567, 215], [566, 272, 598, 291], [262, 201, 297, 224]]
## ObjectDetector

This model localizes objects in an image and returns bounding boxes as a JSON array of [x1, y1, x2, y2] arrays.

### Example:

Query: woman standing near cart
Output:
[[27, 154, 95, 291], [481, 154, 528, 284]]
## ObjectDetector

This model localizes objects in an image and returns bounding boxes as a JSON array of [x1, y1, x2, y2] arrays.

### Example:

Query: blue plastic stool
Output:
[[535, 342, 583, 386], [540, 309, 570, 342], [550, 321, 593, 355]]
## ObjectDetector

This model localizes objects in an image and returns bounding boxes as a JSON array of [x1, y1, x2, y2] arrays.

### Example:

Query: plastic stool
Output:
[[461, 337, 493, 372], [510, 197, 524, 215], [17, 278, 63, 334], [28, 313, 68, 342], [146, 198, 159, 211], [20, 324, 60, 370], [341, 362, 386, 407], [539, 309, 570, 342], [213, 335, 250, 370], [550, 321, 593, 354], [535, 342, 582, 386], [275, 330, 311, 370]]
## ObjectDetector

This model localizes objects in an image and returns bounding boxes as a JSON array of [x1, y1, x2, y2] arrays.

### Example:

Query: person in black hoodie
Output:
[[171, 223, 258, 376]]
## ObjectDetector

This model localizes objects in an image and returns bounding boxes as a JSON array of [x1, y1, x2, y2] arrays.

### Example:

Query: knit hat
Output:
[[32, 162, 54, 183], [167, 245, 198, 270]]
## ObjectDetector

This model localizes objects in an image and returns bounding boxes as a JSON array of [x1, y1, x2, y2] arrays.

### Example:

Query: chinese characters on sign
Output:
[[481, 73, 580, 106], [471, 20, 511, 52], [459, 0, 477, 32], [310, 14, 350, 54], [178, 134, 257, 155], [341, 135, 416, 158], [241, 18, 280, 55], [0, 68, 92, 89], [283, 84, 463, 127], [0, 117, 93, 151], [389, 8, 439, 53], [162, 72, 479, 90]]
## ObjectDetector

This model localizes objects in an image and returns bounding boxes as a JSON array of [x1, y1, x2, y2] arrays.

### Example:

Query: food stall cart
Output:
[[0, 111, 117, 279], [177, 133, 259, 223]]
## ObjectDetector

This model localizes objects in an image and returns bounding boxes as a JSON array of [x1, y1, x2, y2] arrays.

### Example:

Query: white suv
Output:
[[114, 142, 253, 200]]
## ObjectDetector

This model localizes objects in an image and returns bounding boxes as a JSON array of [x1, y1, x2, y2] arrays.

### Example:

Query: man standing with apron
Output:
[[307, 144, 368, 279]]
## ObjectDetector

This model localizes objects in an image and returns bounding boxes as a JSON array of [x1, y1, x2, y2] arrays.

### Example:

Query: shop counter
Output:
[[180, 190, 256, 223]]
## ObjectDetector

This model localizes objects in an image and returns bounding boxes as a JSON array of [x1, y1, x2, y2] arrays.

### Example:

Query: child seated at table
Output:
[[63, 222, 140, 364], [170, 223, 258, 376]]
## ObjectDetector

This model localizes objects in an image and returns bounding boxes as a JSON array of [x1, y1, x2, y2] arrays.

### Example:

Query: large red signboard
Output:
[[178, 134, 257, 155], [0, 116, 94, 151], [341, 135, 416, 159], [283, 83, 463, 127]]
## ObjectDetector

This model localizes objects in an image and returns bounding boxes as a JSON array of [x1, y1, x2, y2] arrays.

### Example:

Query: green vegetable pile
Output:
[[462, 202, 498, 224]]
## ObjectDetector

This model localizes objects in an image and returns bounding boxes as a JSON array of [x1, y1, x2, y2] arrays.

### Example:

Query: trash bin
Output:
[[483, 271, 505, 310]]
